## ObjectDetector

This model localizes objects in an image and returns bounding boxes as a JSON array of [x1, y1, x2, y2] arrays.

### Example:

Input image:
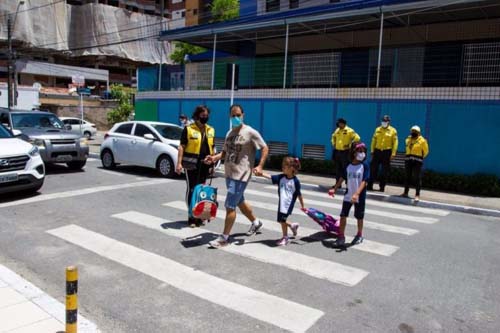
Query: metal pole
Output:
[[80, 93, 84, 136], [283, 23, 289, 89], [13, 51, 18, 107], [376, 11, 384, 88], [158, 43, 163, 91], [7, 15, 12, 111], [230, 63, 235, 106], [211, 34, 217, 90], [65, 266, 78, 333]]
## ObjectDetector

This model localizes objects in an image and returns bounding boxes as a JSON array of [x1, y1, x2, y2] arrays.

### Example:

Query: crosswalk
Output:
[[45, 185, 449, 332]]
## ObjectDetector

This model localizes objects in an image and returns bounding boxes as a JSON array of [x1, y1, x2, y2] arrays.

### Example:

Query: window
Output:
[[266, 0, 280, 12], [289, 0, 299, 9], [134, 124, 155, 138], [115, 123, 133, 135], [193, 9, 198, 15], [181, 11, 186, 18], [151, 124, 182, 140]]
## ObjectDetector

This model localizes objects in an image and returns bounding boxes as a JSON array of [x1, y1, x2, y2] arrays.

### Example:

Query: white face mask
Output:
[[356, 152, 366, 161], [381, 121, 389, 128]]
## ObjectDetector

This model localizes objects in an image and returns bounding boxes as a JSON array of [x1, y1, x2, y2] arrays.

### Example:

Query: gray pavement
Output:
[[1, 158, 500, 332]]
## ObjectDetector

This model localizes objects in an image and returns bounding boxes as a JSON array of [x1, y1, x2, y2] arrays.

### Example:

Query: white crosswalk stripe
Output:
[[112, 211, 370, 285], [265, 186, 449, 216], [211, 195, 419, 236], [244, 189, 439, 224], [164, 201, 399, 257], [47, 224, 324, 332]]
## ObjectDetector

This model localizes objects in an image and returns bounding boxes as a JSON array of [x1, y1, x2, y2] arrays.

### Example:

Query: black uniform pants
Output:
[[369, 149, 392, 190], [334, 149, 350, 183], [404, 159, 423, 196], [185, 162, 211, 222]]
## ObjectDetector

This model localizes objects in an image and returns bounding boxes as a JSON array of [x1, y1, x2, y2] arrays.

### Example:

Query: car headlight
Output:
[[30, 138, 45, 147], [29, 146, 40, 157], [79, 137, 88, 146]]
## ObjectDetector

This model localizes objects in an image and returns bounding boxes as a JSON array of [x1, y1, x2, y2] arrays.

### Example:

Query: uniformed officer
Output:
[[401, 125, 429, 202], [176, 105, 216, 227], [368, 115, 398, 192], [331, 118, 360, 186]]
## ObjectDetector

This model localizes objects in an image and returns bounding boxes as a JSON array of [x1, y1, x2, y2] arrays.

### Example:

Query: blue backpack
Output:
[[190, 183, 218, 221]]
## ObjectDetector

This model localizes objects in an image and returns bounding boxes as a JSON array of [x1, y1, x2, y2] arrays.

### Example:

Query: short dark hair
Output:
[[229, 104, 244, 114], [192, 105, 210, 120]]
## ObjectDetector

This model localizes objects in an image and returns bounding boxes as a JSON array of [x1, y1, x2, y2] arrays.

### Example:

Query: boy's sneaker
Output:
[[276, 237, 290, 246], [333, 237, 346, 247], [209, 235, 229, 248], [246, 220, 263, 236], [290, 223, 299, 237], [351, 235, 364, 245]]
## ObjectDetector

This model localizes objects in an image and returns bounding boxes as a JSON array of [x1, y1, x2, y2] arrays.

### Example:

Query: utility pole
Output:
[[7, 15, 13, 112]]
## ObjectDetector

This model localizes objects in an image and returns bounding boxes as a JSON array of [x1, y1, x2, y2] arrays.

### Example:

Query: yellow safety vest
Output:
[[183, 123, 215, 167], [371, 126, 398, 156], [405, 135, 429, 162], [331, 126, 360, 151]]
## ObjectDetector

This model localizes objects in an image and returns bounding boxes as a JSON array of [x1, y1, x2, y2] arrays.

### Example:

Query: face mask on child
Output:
[[355, 152, 366, 161]]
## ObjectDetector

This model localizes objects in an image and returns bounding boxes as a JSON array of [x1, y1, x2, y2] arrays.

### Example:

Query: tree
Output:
[[210, 0, 239, 22], [107, 84, 134, 124], [170, 42, 205, 64]]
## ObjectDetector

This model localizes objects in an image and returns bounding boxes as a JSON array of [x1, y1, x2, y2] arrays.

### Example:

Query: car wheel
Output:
[[101, 149, 116, 169], [67, 160, 87, 170], [156, 154, 174, 178], [84, 131, 92, 139]]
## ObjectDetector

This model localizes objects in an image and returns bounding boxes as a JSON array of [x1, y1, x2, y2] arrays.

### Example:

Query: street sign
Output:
[[71, 75, 85, 87], [77, 87, 91, 95]]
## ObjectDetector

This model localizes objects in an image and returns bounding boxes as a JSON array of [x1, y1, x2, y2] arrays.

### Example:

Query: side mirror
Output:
[[64, 124, 72, 131], [12, 129, 22, 136], [144, 133, 155, 141]]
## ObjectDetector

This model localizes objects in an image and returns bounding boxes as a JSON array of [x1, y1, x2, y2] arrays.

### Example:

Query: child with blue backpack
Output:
[[255, 157, 305, 246]]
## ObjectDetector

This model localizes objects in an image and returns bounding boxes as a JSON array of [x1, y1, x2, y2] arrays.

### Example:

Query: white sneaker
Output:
[[290, 223, 299, 237], [246, 220, 263, 236], [209, 235, 229, 248]]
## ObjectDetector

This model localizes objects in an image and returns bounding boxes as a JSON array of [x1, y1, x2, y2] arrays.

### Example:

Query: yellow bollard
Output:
[[66, 266, 78, 333]]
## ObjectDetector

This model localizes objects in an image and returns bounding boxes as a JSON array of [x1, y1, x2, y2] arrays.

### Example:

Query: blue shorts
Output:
[[340, 200, 366, 220], [224, 178, 248, 210]]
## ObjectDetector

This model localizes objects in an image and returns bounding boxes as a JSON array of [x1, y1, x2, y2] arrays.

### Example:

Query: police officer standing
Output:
[[368, 115, 398, 192], [401, 125, 429, 202], [331, 118, 360, 186]]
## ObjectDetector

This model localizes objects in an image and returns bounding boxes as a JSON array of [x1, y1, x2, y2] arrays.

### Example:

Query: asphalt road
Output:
[[1, 159, 499, 333]]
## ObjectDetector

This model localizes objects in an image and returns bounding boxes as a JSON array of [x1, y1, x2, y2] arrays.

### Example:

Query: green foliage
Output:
[[106, 84, 134, 125], [210, 0, 239, 22], [170, 42, 205, 64], [264, 155, 500, 197]]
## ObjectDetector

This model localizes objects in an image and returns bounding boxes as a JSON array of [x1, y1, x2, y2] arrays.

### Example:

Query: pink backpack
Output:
[[303, 208, 340, 234]]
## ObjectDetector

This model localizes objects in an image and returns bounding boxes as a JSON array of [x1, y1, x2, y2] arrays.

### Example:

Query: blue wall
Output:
[[137, 97, 500, 177]]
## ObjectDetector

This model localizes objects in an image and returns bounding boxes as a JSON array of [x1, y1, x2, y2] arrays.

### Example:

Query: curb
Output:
[[214, 170, 500, 218]]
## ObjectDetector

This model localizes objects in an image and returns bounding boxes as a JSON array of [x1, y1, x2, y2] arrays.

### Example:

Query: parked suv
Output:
[[0, 123, 45, 194], [0, 109, 89, 170]]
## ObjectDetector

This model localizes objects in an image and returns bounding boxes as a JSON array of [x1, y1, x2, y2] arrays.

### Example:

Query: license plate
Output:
[[56, 155, 73, 162], [0, 173, 18, 184]]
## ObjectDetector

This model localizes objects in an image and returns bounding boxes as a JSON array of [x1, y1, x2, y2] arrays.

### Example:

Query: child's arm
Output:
[[351, 180, 366, 203], [328, 177, 344, 197], [298, 195, 306, 211], [259, 171, 272, 179]]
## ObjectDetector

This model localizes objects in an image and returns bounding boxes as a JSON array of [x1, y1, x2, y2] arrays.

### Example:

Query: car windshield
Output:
[[151, 124, 182, 140], [12, 113, 64, 129], [0, 124, 13, 139]]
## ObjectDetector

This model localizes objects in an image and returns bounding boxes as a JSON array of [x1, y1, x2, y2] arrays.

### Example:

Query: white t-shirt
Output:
[[344, 162, 370, 202]]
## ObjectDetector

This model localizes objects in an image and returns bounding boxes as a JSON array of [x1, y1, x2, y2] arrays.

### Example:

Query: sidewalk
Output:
[[0, 264, 99, 333]]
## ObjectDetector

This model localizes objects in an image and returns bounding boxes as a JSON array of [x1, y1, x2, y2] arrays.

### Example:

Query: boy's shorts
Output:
[[340, 200, 366, 219], [277, 212, 290, 223], [224, 178, 248, 210]]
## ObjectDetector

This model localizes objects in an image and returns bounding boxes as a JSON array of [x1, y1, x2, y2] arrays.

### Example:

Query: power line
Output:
[[0, 0, 66, 19]]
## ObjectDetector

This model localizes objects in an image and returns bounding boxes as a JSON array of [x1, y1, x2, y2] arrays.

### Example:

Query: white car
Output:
[[60, 117, 97, 139], [100, 121, 181, 177], [0, 124, 45, 195]]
